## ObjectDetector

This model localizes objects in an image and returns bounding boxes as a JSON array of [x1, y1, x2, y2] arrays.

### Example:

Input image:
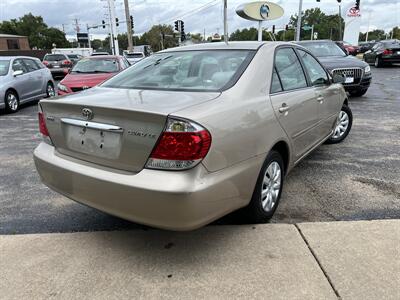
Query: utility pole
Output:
[[123, 0, 133, 52], [338, 2, 342, 41], [87, 24, 92, 49], [311, 24, 314, 40], [296, 0, 303, 41], [108, 0, 119, 55], [366, 11, 371, 41], [223, 0, 228, 43]]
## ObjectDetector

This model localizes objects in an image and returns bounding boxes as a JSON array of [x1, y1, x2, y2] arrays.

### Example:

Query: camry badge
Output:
[[82, 108, 93, 120]]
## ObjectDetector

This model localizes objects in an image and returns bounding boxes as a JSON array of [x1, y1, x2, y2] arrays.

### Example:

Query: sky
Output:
[[0, 0, 399, 40]]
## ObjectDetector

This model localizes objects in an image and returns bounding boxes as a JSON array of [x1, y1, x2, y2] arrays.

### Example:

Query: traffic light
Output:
[[102, 20, 106, 29], [337, 0, 342, 3], [181, 31, 186, 41], [355, 0, 360, 9], [115, 18, 119, 27], [180, 21, 184, 33], [272, 25, 275, 34], [285, 24, 289, 31], [316, 0, 320, 2], [174, 20, 179, 32], [130, 15, 134, 29]]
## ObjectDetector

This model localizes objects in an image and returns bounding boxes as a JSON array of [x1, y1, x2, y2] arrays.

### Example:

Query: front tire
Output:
[[349, 88, 368, 97], [5, 90, 19, 113], [326, 105, 353, 144], [375, 56, 384, 68], [242, 150, 284, 223]]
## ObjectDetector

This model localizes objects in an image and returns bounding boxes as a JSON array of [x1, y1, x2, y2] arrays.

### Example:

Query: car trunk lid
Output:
[[40, 87, 220, 172]]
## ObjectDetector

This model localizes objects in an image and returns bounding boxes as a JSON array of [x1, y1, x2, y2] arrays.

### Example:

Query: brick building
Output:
[[0, 34, 30, 50]]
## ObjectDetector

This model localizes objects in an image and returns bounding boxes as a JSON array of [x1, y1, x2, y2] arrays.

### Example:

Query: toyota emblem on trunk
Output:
[[82, 108, 93, 120]]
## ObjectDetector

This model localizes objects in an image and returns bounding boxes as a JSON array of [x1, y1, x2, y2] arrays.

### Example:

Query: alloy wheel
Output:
[[47, 84, 55, 97], [332, 110, 349, 139], [261, 161, 281, 212], [7, 93, 18, 111]]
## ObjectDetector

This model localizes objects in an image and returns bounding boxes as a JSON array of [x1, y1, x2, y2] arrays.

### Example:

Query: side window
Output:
[[275, 48, 307, 91], [297, 50, 328, 85], [12, 59, 27, 73], [271, 68, 283, 93], [23, 59, 40, 72]]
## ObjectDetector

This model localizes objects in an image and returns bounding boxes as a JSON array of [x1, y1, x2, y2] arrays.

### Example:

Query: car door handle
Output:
[[278, 105, 290, 113]]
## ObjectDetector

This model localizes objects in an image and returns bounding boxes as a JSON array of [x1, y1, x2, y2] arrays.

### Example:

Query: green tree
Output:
[[359, 29, 386, 41], [390, 27, 400, 39], [138, 24, 176, 52], [0, 13, 68, 49]]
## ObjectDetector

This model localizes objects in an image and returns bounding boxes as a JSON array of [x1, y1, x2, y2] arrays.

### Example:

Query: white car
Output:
[[125, 52, 145, 65]]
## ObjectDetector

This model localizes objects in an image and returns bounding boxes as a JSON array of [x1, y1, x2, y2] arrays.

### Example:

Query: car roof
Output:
[[160, 41, 291, 53], [86, 55, 120, 59], [0, 56, 41, 60]]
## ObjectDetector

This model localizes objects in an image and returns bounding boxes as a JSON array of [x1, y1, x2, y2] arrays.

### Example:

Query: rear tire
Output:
[[4, 90, 19, 113], [46, 82, 55, 98], [242, 150, 284, 223], [326, 105, 353, 144], [349, 88, 368, 97]]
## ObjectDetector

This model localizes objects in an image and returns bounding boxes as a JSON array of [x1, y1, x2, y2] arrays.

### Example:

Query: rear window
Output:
[[382, 41, 400, 48], [0, 60, 10, 76], [102, 50, 255, 92], [44, 54, 66, 61], [126, 53, 144, 58], [72, 58, 119, 73], [67, 54, 79, 59]]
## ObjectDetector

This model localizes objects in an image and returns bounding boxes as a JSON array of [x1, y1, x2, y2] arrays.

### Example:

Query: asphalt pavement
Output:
[[0, 65, 399, 234]]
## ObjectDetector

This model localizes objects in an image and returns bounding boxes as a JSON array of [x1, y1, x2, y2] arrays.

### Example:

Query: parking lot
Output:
[[0, 65, 399, 234]]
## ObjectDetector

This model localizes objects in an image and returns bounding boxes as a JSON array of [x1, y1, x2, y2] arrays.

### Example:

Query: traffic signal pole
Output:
[[123, 0, 133, 52], [108, 0, 119, 55]]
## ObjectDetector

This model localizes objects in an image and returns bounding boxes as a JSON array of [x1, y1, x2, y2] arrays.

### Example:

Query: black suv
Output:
[[295, 40, 372, 97]]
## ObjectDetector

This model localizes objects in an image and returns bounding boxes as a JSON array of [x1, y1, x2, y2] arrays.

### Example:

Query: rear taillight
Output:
[[38, 105, 53, 145], [383, 49, 393, 55], [62, 60, 72, 65], [43, 61, 48, 65], [38, 112, 49, 137], [146, 117, 211, 170]]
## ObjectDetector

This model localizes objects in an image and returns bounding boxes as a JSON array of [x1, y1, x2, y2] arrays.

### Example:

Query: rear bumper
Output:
[[34, 142, 261, 230]]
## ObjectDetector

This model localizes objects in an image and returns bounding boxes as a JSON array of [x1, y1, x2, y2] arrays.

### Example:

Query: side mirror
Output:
[[332, 73, 345, 84], [13, 70, 23, 77]]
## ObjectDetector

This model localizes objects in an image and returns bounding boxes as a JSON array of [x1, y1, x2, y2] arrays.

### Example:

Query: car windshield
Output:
[[126, 53, 144, 58], [44, 54, 66, 61], [102, 50, 254, 92], [0, 60, 10, 76], [299, 42, 347, 57], [72, 58, 119, 73]]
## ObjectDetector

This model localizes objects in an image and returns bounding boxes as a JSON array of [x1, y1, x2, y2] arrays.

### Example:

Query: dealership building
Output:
[[0, 34, 30, 50]]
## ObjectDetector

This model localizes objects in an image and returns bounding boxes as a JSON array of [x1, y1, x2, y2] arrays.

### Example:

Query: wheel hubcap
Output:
[[261, 161, 281, 212], [47, 84, 55, 97], [333, 110, 349, 139], [7, 94, 18, 111]]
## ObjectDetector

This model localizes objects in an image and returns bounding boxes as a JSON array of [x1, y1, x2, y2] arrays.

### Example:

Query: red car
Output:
[[57, 55, 130, 95], [335, 41, 360, 56]]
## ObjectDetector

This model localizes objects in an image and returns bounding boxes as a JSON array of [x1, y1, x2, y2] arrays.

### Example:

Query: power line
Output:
[[160, 0, 220, 24]]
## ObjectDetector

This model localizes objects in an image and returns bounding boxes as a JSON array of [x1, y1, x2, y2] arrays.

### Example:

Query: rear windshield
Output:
[[382, 41, 400, 48], [126, 53, 144, 58], [67, 54, 79, 59], [102, 50, 255, 92], [0, 60, 10, 76], [44, 54, 66, 61], [72, 58, 119, 73], [299, 42, 347, 57]]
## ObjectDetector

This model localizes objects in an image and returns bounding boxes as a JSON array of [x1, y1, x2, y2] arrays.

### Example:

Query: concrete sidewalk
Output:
[[0, 220, 399, 299]]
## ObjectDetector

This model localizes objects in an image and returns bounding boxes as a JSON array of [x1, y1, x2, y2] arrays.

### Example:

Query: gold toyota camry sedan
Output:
[[34, 42, 352, 230]]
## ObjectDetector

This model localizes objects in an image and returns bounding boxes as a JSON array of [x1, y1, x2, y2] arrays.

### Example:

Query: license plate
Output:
[[53, 65, 60, 68], [345, 77, 354, 84], [65, 125, 122, 159]]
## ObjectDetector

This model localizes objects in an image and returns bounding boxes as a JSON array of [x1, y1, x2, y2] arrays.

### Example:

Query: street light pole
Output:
[[108, 0, 119, 55], [296, 0, 303, 41], [338, 2, 342, 41]]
